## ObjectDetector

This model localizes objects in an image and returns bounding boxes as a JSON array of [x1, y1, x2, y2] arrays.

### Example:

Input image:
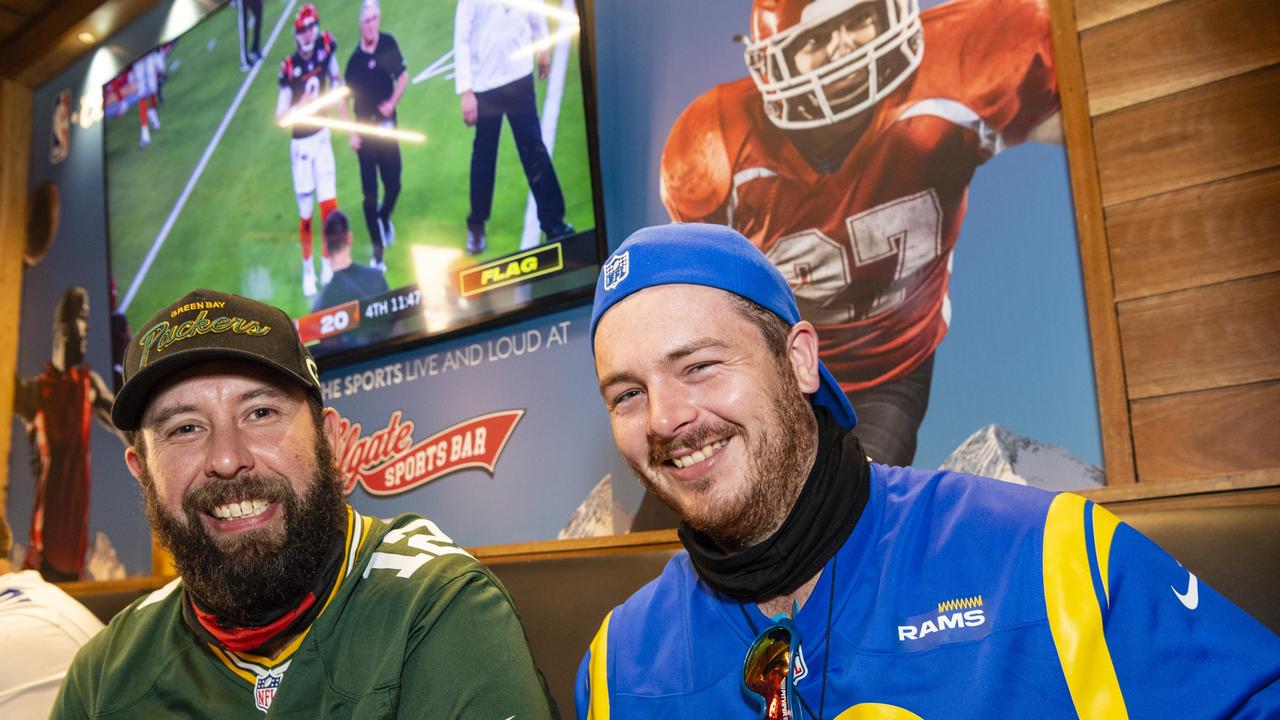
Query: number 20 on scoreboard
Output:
[[296, 300, 361, 343]]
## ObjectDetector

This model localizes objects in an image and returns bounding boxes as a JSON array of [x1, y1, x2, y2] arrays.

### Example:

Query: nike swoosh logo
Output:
[[1172, 571, 1199, 610]]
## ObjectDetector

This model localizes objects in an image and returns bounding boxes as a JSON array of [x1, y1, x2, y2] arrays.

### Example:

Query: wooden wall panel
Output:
[[1097, 483, 1280, 513], [1074, 0, 1176, 30], [1131, 381, 1280, 482], [1108, 170, 1280, 301], [0, 78, 32, 515], [1119, 273, 1280, 399], [1080, 472, 1280, 507], [1048, 0, 1138, 483], [1076, 0, 1280, 494], [1080, 0, 1280, 115], [1093, 68, 1280, 206]]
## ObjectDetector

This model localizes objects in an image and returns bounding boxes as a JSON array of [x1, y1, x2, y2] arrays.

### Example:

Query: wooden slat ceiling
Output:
[[0, 0, 159, 88], [0, 0, 51, 42]]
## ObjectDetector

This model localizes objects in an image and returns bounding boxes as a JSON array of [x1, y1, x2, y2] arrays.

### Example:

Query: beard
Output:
[[628, 359, 818, 551], [138, 432, 346, 626]]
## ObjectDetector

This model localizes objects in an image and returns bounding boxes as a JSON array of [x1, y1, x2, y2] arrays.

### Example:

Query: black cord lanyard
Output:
[[740, 552, 838, 720]]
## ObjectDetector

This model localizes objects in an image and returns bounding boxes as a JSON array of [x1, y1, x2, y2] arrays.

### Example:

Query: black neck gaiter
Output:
[[679, 406, 870, 600]]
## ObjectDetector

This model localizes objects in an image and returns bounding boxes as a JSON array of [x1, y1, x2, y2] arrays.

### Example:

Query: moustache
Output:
[[647, 422, 738, 467], [181, 474, 294, 516]]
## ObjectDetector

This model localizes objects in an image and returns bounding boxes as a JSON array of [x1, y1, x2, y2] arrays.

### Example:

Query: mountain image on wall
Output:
[[86, 531, 127, 581], [560, 474, 635, 539], [11, 532, 128, 580], [940, 423, 1104, 491]]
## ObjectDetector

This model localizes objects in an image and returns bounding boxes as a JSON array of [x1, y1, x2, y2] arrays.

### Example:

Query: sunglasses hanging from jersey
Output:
[[742, 615, 805, 720], [739, 550, 838, 720]]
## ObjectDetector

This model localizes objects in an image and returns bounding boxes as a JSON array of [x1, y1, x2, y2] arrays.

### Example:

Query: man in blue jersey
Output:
[[578, 222, 1280, 718]]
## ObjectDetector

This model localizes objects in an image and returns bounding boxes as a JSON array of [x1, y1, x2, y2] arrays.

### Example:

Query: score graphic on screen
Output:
[[297, 237, 582, 349], [102, 0, 606, 370], [296, 287, 423, 347], [297, 300, 361, 343]]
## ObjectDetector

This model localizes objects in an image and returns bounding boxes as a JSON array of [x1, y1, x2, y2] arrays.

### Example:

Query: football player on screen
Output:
[[277, 3, 345, 298], [131, 46, 168, 148], [661, 0, 1063, 467]]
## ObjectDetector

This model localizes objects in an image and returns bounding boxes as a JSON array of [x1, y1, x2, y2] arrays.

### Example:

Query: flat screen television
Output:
[[102, 0, 605, 369]]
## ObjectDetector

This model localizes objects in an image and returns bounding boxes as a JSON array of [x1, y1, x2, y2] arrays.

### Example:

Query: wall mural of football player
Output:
[[12, 287, 126, 581], [277, 2, 346, 298], [660, 0, 1062, 469]]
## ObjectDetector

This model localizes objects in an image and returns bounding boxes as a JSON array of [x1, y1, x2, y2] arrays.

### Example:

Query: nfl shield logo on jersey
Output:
[[254, 671, 283, 713], [602, 251, 630, 291]]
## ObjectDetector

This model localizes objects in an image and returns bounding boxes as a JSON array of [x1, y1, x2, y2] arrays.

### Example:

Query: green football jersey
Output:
[[53, 508, 558, 718]]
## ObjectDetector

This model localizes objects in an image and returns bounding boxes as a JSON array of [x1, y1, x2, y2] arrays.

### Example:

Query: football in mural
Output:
[[25, 180, 59, 267]]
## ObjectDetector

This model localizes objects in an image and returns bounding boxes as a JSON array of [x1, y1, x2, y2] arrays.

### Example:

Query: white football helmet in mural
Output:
[[745, 0, 924, 129]]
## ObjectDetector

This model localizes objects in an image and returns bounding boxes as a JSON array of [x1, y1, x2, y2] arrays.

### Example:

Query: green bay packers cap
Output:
[[111, 289, 323, 431], [590, 223, 857, 430]]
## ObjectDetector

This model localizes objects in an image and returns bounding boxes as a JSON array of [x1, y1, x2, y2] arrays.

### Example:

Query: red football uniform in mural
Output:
[[661, 0, 1059, 393], [13, 287, 122, 581], [23, 365, 95, 580]]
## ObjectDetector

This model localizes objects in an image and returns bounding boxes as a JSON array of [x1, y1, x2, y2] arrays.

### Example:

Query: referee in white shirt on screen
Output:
[[0, 516, 103, 718], [454, 0, 573, 256]]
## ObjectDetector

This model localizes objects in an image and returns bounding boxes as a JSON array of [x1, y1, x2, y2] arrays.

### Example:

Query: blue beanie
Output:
[[590, 223, 857, 429]]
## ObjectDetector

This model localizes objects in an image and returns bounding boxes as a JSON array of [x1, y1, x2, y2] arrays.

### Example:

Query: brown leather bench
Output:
[[486, 501, 1280, 715], [70, 500, 1280, 717]]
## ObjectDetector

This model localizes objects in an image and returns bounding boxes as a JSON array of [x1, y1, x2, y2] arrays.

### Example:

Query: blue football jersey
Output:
[[577, 465, 1280, 718]]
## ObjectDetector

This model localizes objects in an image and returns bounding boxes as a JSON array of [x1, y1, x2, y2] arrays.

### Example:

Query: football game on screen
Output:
[[102, 0, 603, 366]]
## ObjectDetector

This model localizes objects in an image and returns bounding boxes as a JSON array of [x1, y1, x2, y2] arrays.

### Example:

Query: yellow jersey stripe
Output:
[[210, 645, 257, 684], [1042, 493, 1129, 719], [833, 704, 925, 719], [1091, 503, 1122, 607], [587, 611, 612, 720]]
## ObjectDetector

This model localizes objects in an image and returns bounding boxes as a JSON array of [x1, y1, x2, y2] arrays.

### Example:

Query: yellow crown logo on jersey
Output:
[[937, 595, 983, 614]]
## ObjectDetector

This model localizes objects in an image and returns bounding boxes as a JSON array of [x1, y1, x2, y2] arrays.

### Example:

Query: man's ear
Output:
[[786, 321, 822, 394], [125, 443, 145, 485], [322, 406, 341, 449]]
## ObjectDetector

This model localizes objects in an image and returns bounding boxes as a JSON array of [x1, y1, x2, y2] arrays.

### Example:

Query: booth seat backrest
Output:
[[487, 501, 1280, 716], [1116, 502, 1279, 631], [69, 500, 1278, 717], [487, 550, 679, 716]]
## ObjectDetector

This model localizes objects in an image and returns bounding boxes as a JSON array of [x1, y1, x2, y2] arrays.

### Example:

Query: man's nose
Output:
[[646, 384, 697, 439], [204, 426, 254, 479]]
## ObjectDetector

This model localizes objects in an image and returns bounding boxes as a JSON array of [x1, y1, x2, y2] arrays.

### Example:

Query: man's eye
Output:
[[171, 424, 198, 437], [250, 407, 276, 420], [613, 389, 642, 407]]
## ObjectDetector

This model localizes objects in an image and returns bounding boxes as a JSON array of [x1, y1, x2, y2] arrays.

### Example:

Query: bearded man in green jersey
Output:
[[52, 289, 557, 719]]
